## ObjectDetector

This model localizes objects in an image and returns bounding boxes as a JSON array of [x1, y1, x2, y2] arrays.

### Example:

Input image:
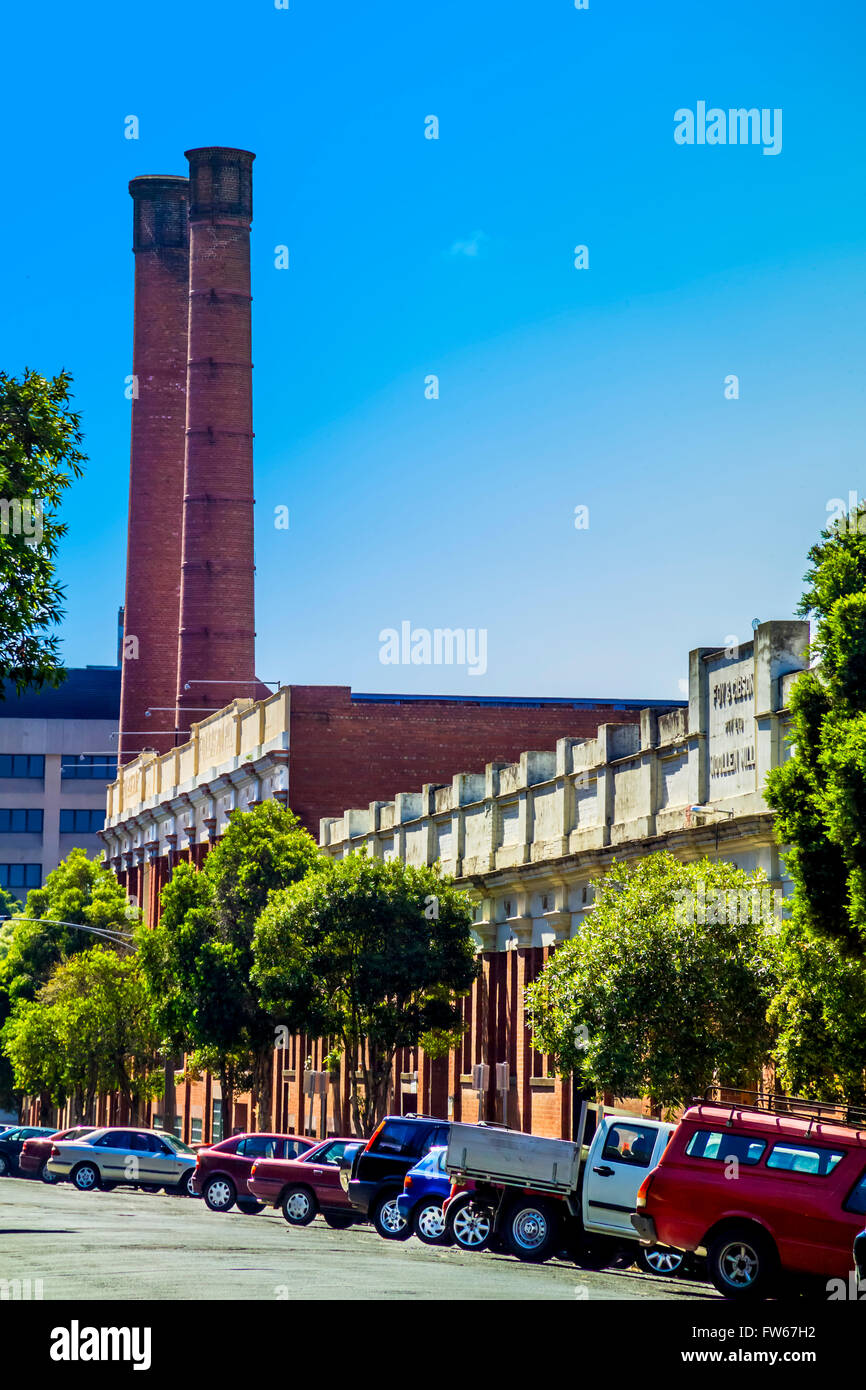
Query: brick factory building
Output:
[[84, 144, 689, 1143]]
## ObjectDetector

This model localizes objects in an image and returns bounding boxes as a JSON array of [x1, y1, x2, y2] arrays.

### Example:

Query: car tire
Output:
[[204, 1176, 237, 1213], [39, 1162, 57, 1185], [707, 1224, 779, 1301], [72, 1162, 101, 1192], [0, 1155, 9, 1177], [323, 1211, 355, 1230], [638, 1245, 685, 1277], [176, 1171, 197, 1198], [372, 1191, 412, 1241], [505, 1198, 560, 1263], [236, 1198, 264, 1215], [449, 1197, 494, 1252], [413, 1198, 452, 1246], [282, 1186, 317, 1226]]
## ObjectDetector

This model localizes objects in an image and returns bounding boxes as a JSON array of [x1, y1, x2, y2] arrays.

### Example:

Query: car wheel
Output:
[[372, 1192, 411, 1240], [414, 1198, 452, 1246], [236, 1198, 264, 1215], [0, 1155, 9, 1177], [449, 1198, 493, 1252], [282, 1186, 317, 1226], [638, 1245, 685, 1277], [204, 1176, 237, 1213], [505, 1198, 560, 1263], [39, 1162, 57, 1185], [707, 1225, 779, 1301], [176, 1171, 197, 1198], [72, 1162, 101, 1192], [323, 1211, 354, 1230]]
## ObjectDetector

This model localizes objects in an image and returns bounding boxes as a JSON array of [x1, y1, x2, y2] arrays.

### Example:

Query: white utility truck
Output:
[[444, 1106, 684, 1273]]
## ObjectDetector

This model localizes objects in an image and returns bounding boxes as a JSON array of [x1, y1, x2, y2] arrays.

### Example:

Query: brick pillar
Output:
[[120, 176, 189, 762], [175, 148, 257, 729]]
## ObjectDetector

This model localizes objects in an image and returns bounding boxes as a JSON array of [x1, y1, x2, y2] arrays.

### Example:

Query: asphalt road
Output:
[[0, 1177, 719, 1301]]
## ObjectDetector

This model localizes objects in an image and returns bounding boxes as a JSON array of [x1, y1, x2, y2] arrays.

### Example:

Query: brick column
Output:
[[120, 176, 189, 761], [176, 148, 257, 728]]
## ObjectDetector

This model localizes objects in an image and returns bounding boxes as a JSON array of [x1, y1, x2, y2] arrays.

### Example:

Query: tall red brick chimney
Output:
[[175, 147, 258, 730], [119, 175, 190, 762]]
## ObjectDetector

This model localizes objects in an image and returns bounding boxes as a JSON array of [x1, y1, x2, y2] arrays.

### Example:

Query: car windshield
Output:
[[158, 1133, 195, 1155]]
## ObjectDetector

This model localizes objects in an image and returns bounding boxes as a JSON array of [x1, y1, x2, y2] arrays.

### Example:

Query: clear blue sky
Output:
[[2, 0, 864, 699]]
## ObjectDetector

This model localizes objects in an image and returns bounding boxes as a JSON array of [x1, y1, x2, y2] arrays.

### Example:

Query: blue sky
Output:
[[2, 0, 864, 699]]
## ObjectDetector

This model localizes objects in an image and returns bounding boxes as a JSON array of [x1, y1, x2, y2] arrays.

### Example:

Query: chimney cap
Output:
[[184, 146, 256, 161], [129, 175, 189, 196], [185, 148, 255, 222]]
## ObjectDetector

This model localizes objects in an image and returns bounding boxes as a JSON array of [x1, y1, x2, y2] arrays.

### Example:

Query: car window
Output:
[[2, 1130, 22, 1141], [844, 1168, 866, 1215], [419, 1126, 448, 1157], [314, 1141, 351, 1165], [766, 1143, 845, 1176], [238, 1135, 279, 1159], [93, 1131, 128, 1148], [602, 1123, 658, 1168], [685, 1129, 766, 1165], [281, 1138, 309, 1160]]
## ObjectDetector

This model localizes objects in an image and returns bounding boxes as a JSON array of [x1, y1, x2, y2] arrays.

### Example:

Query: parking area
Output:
[[0, 1180, 717, 1301]]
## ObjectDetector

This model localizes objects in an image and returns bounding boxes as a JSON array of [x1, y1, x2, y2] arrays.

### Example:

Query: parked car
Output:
[[854, 1225, 866, 1290], [248, 1137, 362, 1227], [19, 1126, 96, 1183], [396, 1146, 454, 1245], [345, 1114, 450, 1239], [46, 1126, 199, 1196], [443, 1110, 685, 1272], [631, 1089, 866, 1299], [193, 1132, 318, 1214], [0, 1126, 57, 1177]]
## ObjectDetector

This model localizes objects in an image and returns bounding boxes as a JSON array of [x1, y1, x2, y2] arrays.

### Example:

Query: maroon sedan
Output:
[[193, 1132, 318, 1214], [248, 1137, 363, 1228], [19, 1126, 96, 1183]]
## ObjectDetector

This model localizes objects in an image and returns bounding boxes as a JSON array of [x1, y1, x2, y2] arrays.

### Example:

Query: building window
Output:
[[190, 1117, 202, 1143], [541, 894, 549, 912], [152, 1114, 164, 1130], [61, 755, 118, 781], [0, 754, 45, 779], [504, 900, 512, 918], [0, 809, 43, 833], [0, 864, 41, 895], [59, 809, 105, 834], [173, 1116, 183, 1139], [211, 1099, 223, 1143]]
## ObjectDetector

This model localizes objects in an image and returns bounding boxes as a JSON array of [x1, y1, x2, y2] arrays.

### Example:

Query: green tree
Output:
[[2, 948, 161, 1125], [0, 848, 134, 1114], [765, 503, 866, 1097], [139, 804, 323, 1132], [525, 853, 779, 1113], [252, 852, 478, 1134], [0, 368, 86, 696]]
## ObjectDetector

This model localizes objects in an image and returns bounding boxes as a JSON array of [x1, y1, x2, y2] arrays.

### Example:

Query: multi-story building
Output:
[[0, 666, 120, 902]]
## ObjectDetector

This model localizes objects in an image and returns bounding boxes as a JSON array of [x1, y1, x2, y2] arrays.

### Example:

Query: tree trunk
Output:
[[162, 1056, 177, 1131], [253, 1045, 274, 1131]]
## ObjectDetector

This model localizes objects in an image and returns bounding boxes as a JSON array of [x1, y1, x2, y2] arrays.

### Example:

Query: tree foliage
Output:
[[0, 368, 86, 696], [139, 803, 323, 1130], [525, 853, 779, 1112], [252, 851, 478, 1134], [765, 503, 866, 1096], [1, 948, 161, 1122]]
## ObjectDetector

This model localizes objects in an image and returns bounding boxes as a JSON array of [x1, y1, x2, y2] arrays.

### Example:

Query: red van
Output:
[[632, 1090, 866, 1299]]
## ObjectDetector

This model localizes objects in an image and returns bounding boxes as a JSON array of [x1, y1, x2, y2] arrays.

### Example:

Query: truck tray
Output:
[[445, 1122, 581, 1194]]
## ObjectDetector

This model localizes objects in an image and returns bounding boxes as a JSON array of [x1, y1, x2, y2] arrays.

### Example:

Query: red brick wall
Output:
[[287, 685, 649, 832]]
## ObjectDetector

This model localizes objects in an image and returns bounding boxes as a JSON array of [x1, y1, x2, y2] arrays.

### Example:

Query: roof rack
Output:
[[703, 1086, 866, 1136]]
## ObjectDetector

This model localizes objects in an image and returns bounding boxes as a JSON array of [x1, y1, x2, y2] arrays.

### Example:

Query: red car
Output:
[[19, 1126, 96, 1183], [632, 1090, 866, 1299], [193, 1132, 318, 1214], [248, 1137, 362, 1228]]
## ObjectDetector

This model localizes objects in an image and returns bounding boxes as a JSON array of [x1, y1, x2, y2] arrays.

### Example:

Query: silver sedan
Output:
[[46, 1127, 198, 1196]]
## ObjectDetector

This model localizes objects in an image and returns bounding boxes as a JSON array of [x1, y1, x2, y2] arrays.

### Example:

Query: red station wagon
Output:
[[632, 1089, 866, 1300], [247, 1137, 362, 1228], [193, 1132, 318, 1214]]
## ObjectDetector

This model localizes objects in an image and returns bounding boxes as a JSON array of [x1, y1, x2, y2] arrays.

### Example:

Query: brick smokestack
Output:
[[119, 176, 190, 762], [175, 148, 258, 730]]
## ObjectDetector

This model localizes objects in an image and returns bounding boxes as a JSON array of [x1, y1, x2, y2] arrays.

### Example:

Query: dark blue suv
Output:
[[344, 1115, 450, 1239]]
